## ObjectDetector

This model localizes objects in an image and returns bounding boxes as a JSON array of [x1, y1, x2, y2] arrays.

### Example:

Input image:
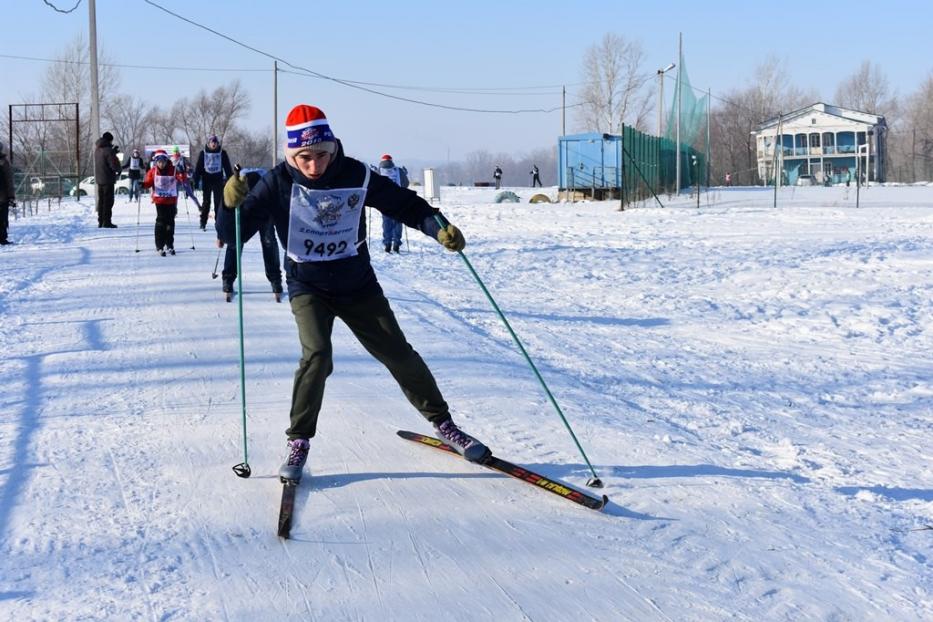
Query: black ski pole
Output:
[[211, 246, 222, 279], [134, 191, 142, 253], [182, 191, 196, 250]]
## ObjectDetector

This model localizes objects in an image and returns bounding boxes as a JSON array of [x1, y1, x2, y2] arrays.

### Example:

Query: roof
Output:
[[757, 102, 886, 131]]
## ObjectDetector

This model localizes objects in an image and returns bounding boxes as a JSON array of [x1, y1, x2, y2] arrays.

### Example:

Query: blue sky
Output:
[[3, 0, 930, 163]]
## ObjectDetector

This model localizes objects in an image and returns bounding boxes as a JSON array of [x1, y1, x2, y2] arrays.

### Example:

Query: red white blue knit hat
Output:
[[152, 149, 169, 162], [285, 105, 336, 159]]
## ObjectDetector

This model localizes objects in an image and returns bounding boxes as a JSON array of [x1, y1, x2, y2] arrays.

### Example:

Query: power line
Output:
[[141, 0, 576, 115], [277, 69, 569, 96], [42, 0, 82, 13], [0, 52, 268, 73]]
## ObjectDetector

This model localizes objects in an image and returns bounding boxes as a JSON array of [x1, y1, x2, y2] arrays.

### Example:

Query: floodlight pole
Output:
[[675, 33, 682, 196], [656, 63, 674, 195]]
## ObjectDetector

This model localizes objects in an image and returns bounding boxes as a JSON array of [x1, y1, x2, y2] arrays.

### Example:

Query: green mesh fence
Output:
[[618, 125, 705, 204]]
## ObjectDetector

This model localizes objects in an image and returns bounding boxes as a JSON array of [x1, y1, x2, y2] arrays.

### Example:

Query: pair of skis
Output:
[[277, 430, 608, 539]]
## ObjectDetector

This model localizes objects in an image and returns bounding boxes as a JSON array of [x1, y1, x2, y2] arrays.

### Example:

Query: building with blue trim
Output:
[[753, 103, 886, 185]]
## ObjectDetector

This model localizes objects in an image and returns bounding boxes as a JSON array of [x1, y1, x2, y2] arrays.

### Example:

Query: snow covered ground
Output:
[[0, 184, 930, 621]]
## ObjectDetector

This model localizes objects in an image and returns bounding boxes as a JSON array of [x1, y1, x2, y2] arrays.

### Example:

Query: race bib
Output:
[[286, 169, 369, 263], [154, 173, 178, 198], [129, 157, 142, 171], [204, 152, 222, 174], [377, 165, 401, 186]]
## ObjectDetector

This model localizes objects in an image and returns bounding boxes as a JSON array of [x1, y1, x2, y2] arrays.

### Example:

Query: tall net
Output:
[[663, 56, 708, 189]]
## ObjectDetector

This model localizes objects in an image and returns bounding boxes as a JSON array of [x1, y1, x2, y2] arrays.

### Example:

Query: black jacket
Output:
[[222, 141, 444, 302], [193, 145, 233, 187], [94, 137, 121, 184]]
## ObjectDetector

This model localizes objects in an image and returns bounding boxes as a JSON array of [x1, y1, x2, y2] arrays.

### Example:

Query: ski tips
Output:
[[232, 462, 252, 478]]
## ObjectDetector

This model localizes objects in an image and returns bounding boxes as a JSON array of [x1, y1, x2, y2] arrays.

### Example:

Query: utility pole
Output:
[[562, 85, 566, 136], [773, 114, 782, 208], [272, 60, 278, 168], [88, 0, 101, 152], [706, 87, 711, 188]]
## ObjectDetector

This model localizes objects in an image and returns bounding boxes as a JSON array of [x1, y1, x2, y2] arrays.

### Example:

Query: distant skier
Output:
[[193, 135, 233, 230], [222, 104, 489, 482], [141, 150, 187, 256], [374, 154, 409, 253], [215, 168, 282, 301], [493, 165, 503, 189], [124, 148, 147, 202], [530, 164, 541, 187]]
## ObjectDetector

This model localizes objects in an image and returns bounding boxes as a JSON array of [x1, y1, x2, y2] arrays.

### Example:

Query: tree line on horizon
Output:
[[5, 34, 933, 190]]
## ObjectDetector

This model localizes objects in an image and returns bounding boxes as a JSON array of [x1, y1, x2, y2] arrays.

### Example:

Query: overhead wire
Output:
[[141, 0, 578, 115], [42, 0, 82, 14]]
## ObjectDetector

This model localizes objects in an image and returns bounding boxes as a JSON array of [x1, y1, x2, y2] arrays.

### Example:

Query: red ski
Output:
[[397, 430, 608, 512]]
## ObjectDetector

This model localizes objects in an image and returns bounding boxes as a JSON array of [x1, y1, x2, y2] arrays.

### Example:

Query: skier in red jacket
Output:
[[141, 150, 188, 256]]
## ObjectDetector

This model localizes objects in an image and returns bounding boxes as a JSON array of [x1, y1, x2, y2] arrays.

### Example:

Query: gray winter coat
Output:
[[94, 137, 121, 184]]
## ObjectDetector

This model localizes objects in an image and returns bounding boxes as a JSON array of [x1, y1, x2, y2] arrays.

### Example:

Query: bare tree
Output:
[[577, 33, 654, 134], [896, 73, 933, 182], [223, 125, 273, 169], [141, 107, 180, 146], [708, 57, 814, 185], [104, 95, 155, 158], [39, 35, 121, 175], [834, 61, 897, 115], [173, 81, 251, 152]]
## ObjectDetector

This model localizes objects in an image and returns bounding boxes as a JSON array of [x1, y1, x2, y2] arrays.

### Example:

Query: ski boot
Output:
[[279, 438, 310, 481], [434, 417, 490, 464], [392, 242, 401, 253]]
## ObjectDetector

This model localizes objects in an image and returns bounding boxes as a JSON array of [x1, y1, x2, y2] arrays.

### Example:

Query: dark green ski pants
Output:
[[287, 291, 450, 439]]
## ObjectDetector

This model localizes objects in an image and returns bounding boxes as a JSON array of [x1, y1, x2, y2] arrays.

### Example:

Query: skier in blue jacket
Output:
[[222, 104, 489, 481]]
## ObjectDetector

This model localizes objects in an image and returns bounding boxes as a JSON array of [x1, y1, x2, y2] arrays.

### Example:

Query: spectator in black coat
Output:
[[94, 132, 121, 227], [0, 142, 14, 244]]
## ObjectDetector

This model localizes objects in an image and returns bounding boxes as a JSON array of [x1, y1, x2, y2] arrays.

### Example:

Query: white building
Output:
[[753, 103, 887, 185]]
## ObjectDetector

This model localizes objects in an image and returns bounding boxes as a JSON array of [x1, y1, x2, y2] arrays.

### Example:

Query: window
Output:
[[809, 133, 821, 148]]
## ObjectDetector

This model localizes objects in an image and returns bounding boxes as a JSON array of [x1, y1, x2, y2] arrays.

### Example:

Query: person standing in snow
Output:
[[94, 132, 121, 228], [530, 164, 541, 187], [493, 165, 503, 189], [374, 154, 408, 253], [141, 150, 187, 256], [215, 168, 282, 299], [124, 148, 147, 202], [222, 104, 489, 482], [193, 135, 233, 230], [0, 142, 14, 245]]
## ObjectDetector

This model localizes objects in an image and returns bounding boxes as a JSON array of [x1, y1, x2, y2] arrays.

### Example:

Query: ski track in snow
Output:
[[0, 186, 930, 621]]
